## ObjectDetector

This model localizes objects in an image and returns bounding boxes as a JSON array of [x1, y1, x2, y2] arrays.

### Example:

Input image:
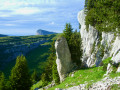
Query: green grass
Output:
[[110, 72, 120, 78], [31, 80, 43, 90], [48, 66, 105, 90], [111, 84, 120, 90], [102, 57, 112, 65], [0, 34, 57, 46]]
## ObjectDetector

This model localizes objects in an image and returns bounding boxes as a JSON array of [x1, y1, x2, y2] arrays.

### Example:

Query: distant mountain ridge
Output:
[[36, 29, 56, 35], [0, 34, 7, 37]]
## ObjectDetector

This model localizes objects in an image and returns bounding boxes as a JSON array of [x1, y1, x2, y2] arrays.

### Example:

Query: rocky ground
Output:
[[55, 76, 120, 90]]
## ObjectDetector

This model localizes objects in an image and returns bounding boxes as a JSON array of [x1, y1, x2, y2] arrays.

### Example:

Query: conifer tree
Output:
[[9, 55, 32, 90], [63, 24, 83, 67], [41, 41, 59, 86], [31, 69, 38, 84], [69, 30, 83, 66], [0, 72, 5, 90], [52, 62, 60, 84], [63, 23, 73, 44]]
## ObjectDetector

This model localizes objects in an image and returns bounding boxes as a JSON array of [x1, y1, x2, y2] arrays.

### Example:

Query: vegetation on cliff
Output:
[[85, 0, 120, 33]]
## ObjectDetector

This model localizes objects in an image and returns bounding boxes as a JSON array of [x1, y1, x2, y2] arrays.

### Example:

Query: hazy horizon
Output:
[[0, 0, 85, 36]]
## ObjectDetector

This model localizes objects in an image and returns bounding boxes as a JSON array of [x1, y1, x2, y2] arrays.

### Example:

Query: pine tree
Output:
[[52, 62, 60, 84], [9, 55, 32, 90], [63, 24, 83, 67], [41, 41, 60, 86], [41, 73, 49, 87], [69, 30, 83, 66], [63, 23, 73, 44], [31, 69, 38, 84], [0, 72, 5, 90]]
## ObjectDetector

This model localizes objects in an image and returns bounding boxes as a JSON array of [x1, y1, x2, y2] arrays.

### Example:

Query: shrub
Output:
[[102, 57, 112, 71]]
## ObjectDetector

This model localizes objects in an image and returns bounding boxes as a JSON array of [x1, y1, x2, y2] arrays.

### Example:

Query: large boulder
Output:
[[55, 37, 73, 82]]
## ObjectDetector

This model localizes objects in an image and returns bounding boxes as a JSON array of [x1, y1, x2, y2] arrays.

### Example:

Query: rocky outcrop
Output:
[[36, 29, 56, 35], [78, 9, 120, 67], [105, 63, 113, 75], [117, 66, 120, 72], [55, 37, 73, 82]]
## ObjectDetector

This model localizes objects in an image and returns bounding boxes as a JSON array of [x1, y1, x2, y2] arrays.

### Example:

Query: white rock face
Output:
[[55, 37, 73, 82], [89, 76, 120, 90], [78, 9, 120, 67], [104, 63, 113, 75], [117, 66, 120, 72]]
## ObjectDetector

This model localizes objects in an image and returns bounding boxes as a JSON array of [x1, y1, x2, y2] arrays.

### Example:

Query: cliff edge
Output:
[[78, 9, 120, 67]]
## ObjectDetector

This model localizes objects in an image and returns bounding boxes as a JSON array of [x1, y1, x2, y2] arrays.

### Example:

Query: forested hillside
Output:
[[0, 34, 58, 77]]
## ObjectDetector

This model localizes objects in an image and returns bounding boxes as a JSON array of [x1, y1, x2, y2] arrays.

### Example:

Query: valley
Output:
[[0, 34, 58, 77]]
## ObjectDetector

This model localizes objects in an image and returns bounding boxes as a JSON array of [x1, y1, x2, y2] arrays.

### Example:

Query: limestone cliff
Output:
[[78, 9, 120, 67]]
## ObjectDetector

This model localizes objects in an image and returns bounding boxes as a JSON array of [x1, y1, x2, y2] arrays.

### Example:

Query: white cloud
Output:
[[0, 14, 10, 17], [49, 22, 55, 25], [0, 23, 16, 26], [0, 0, 57, 16], [14, 7, 40, 15]]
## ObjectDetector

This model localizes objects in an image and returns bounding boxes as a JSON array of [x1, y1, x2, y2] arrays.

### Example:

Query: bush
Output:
[[102, 57, 112, 71], [102, 57, 112, 65]]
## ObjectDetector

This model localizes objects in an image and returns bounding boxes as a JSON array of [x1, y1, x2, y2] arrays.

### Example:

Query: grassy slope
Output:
[[47, 57, 120, 90], [48, 66, 105, 90], [1, 34, 59, 78], [31, 80, 42, 90]]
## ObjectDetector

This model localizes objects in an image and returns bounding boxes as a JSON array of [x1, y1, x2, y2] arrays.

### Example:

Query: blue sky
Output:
[[0, 0, 85, 36]]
